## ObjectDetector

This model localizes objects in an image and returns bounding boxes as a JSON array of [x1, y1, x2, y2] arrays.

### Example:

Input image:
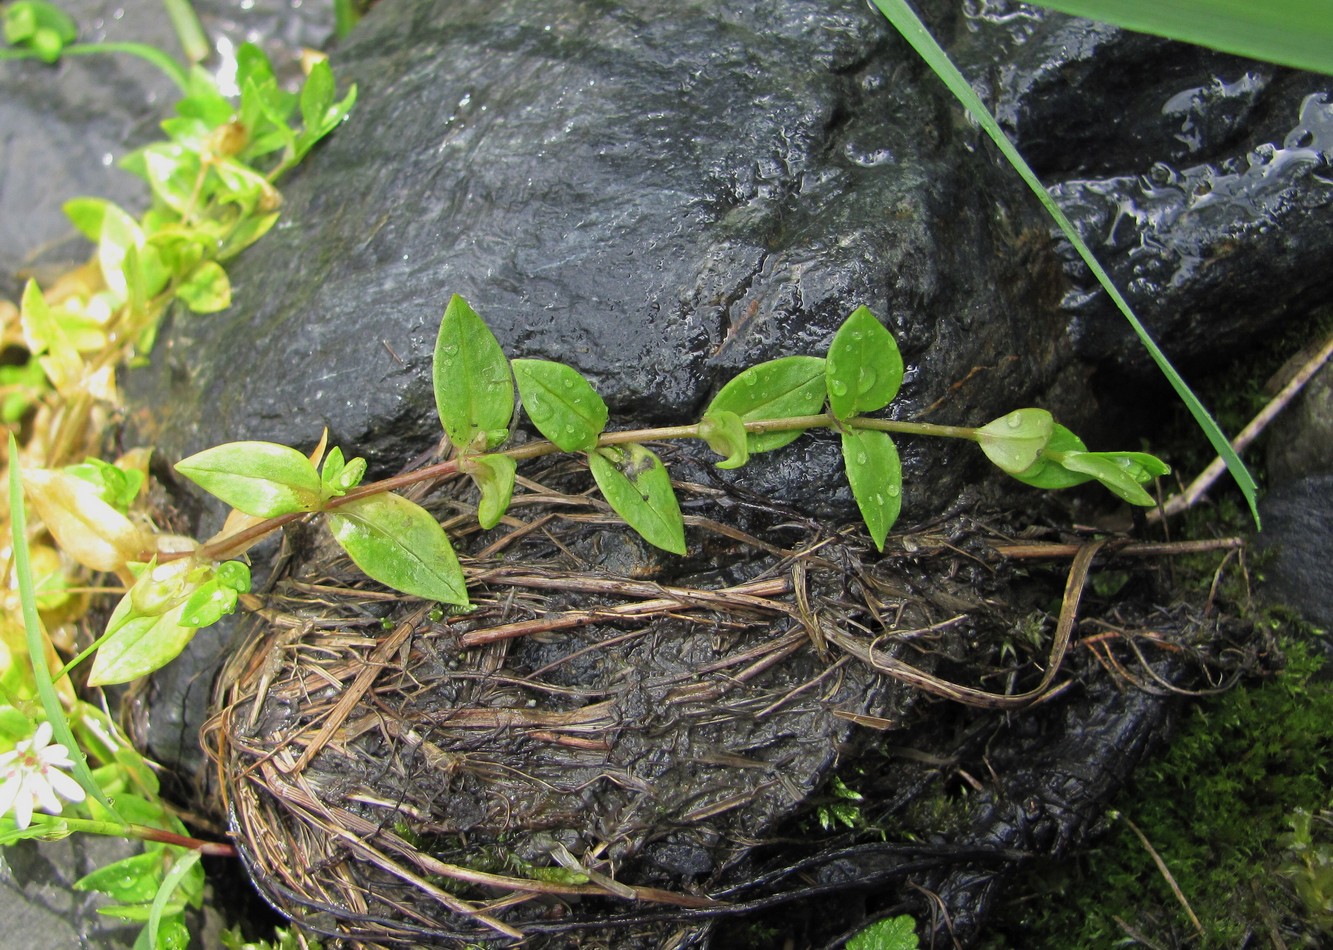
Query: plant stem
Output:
[[23, 813, 236, 856], [182, 413, 980, 563]]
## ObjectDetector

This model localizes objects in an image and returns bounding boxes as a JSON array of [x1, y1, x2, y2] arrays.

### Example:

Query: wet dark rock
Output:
[[1267, 356, 1333, 484], [1256, 475, 1333, 632], [947, 3, 1333, 382], [121, 0, 1080, 530], [0, 837, 141, 949]]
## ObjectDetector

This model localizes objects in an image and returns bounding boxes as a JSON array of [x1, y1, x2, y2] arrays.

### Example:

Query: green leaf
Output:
[[1029, 0, 1333, 76], [147, 849, 202, 950], [136, 143, 202, 216], [434, 295, 514, 452], [1058, 452, 1158, 506], [587, 444, 686, 555], [319, 445, 367, 498], [64, 457, 145, 513], [299, 58, 335, 135], [512, 358, 608, 451], [87, 602, 197, 686], [216, 211, 279, 261], [1010, 424, 1092, 490], [698, 409, 749, 469], [98, 203, 146, 301], [465, 453, 516, 530], [826, 306, 904, 420], [176, 261, 231, 313], [975, 408, 1055, 475], [705, 355, 826, 453], [175, 441, 323, 517], [4, 3, 77, 62], [847, 914, 920, 950], [74, 852, 163, 903], [841, 428, 902, 551], [327, 493, 469, 605], [178, 579, 238, 628], [63, 197, 110, 241]]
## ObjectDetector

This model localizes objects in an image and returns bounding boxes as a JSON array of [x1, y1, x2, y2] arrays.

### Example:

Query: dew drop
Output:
[[562, 378, 575, 389], [886, 484, 901, 497], [743, 370, 759, 386], [564, 425, 576, 435], [851, 330, 864, 340], [874, 494, 884, 506], [857, 367, 877, 394], [856, 452, 868, 465], [1006, 412, 1024, 429], [442, 344, 459, 356], [830, 380, 849, 397]]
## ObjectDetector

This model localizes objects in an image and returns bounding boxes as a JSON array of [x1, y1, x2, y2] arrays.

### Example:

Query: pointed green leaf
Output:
[[63, 458, 144, 513], [63, 197, 109, 242], [826, 306, 904, 420], [465, 453, 517, 530], [74, 852, 163, 903], [588, 444, 686, 555], [512, 358, 608, 451], [327, 493, 469, 605], [1058, 452, 1157, 506], [176, 261, 231, 313], [434, 295, 514, 452], [88, 601, 197, 686], [976, 408, 1055, 474], [706, 355, 826, 453], [175, 441, 323, 517], [699, 409, 749, 469], [841, 428, 902, 551], [178, 579, 239, 628], [299, 58, 335, 135]]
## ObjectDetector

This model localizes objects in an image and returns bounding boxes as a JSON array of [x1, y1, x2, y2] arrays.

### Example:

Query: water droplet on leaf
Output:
[[886, 484, 900, 497], [830, 380, 849, 397], [856, 452, 868, 465], [1006, 412, 1024, 429], [743, 370, 759, 386], [857, 367, 876, 394]]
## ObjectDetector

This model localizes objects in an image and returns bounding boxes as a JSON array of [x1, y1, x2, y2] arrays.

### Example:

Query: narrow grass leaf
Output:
[[8, 434, 118, 817], [1030, 0, 1333, 76], [175, 441, 323, 517], [327, 493, 469, 605], [434, 295, 514, 452], [841, 428, 902, 551], [826, 306, 903, 420], [870, 0, 1258, 525], [512, 358, 608, 451], [588, 445, 687, 555], [706, 355, 826, 453]]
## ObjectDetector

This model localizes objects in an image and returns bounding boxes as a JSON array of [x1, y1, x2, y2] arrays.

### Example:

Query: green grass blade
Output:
[[870, 0, 1259, 526], [160, 0, 210, 65], [1029, 0, 1333, 77], [7, 434, 121, 818]]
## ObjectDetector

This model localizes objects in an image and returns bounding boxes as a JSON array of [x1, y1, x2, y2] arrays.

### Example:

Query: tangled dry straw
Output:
[[200, 454, 1232, 946]]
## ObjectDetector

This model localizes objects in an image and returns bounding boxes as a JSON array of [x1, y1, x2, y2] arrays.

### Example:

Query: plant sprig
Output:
[[74, 295, 1168, 689]]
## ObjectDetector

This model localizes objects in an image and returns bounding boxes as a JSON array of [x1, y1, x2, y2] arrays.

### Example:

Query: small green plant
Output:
[[1, 2, 356, 946], [1279, 807, 1333, 934], [848, 914, 920, 950], [47, 294, 1167, 688]]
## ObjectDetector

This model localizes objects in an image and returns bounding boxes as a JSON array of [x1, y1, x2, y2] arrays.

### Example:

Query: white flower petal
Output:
[[30, 721, 53, 750], [11, 776, 34, 829], [0, 773, 21, 821], [37, 743, 76, 771], [44, 768, 86, 804], [30, 775, 62, 815], [0, 750, 18, 769]]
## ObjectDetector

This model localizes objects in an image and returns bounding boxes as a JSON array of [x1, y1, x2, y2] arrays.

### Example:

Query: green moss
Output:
[[985, 636, 1333, 947]]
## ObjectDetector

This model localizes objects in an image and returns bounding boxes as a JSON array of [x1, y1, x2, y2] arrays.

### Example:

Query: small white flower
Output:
[[0, 722, 87, 830]]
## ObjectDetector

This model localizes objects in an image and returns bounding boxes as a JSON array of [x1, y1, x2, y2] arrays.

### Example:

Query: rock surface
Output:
[[121, 0, 1079, 531], [947, 2, 1333, 381]]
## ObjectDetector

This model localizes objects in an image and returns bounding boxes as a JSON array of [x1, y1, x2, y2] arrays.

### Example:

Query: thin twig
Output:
[[1120, 812, 1205, 939], [1154, 330, 1333, 520]]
